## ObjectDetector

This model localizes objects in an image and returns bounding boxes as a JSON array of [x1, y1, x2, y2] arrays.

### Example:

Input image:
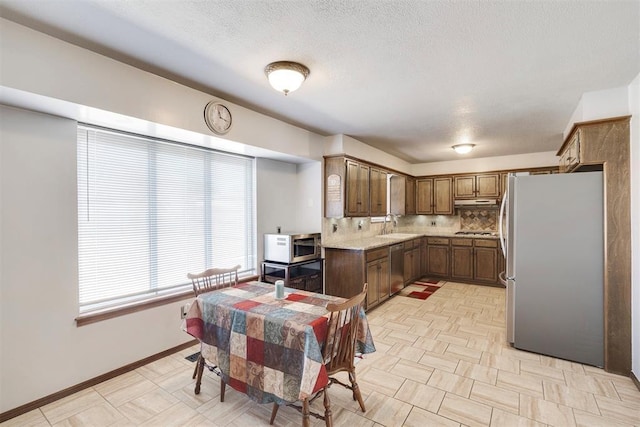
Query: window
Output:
[[77, 126, 256, 313]]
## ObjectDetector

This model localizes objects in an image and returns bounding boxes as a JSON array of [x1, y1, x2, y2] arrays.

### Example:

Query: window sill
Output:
[[75, 274, 260, 326]]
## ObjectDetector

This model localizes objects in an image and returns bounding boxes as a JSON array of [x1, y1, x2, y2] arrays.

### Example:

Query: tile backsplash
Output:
[[321, 207, 498, 244], [458, 208, 498, 231]]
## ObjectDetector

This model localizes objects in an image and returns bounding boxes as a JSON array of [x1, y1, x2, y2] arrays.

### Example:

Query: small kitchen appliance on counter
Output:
[[264, 232, 321, 264], [262, 232, 323, 294]]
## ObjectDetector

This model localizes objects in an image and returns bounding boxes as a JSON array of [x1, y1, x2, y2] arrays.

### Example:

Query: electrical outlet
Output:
[[180, 304, 190, 319], [431, 221, 436, 226]]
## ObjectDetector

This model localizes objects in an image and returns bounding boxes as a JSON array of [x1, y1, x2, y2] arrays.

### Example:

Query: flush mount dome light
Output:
[[265, 61, 310, 95], [452, 144, 476, 154]]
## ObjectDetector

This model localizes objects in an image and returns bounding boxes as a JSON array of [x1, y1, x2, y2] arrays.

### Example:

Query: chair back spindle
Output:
[[187, 265, 240, 296], [323, 283, 367, 375]]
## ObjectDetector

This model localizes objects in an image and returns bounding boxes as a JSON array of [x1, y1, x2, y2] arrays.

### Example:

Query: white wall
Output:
[[0, 18, 325, 162], [563, 86, 632, 139], [324, 134, 413, 174], [0, 106, 193, 411], [295, 162, 323, 233], [629, 74, 640, 378], [0, 19, 325, 412], [325, 134, 558, 177], [411, 151, 558, 176], [0, 107, 324, 414], [255, 159, 322, 265]]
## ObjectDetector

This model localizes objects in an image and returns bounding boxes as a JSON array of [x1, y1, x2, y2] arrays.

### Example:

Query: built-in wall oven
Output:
[[264, 232, 321, 264]]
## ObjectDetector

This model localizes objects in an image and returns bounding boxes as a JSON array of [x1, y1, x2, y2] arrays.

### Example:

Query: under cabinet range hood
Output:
[[454, 199, 499, 207]]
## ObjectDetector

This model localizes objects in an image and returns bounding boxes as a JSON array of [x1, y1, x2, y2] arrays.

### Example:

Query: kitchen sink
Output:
[[377, 233, 420, 239]]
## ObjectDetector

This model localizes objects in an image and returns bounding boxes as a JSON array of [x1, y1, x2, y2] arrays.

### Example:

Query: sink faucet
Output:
[[383, 213, 395, 234]]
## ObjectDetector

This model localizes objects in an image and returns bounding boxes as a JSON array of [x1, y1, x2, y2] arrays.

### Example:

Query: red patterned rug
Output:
[[400, 278, 445, 300]]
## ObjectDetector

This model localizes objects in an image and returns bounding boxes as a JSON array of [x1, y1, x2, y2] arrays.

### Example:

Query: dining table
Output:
[[182, 281, 376, 408]]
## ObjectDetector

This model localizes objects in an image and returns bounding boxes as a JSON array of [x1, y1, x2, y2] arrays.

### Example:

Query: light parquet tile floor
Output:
[[4, 281, 639, 426]]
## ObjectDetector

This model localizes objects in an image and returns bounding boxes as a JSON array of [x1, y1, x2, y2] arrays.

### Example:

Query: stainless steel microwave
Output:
[[264, 233, 321, 264]]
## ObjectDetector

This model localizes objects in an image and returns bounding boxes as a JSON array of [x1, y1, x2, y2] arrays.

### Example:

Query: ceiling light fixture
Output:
[[452, 144, 476, 154], [265, 61, 310, 95]]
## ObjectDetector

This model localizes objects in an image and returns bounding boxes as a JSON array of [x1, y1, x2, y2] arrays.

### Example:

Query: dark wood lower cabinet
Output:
[[366, 252, 389, 309], [430, 237, 503, 286], [451, 240, 473, 281], [474, 246, 498, 283], [325, 247, 389, 310], [426, 238, 450, 278], [403, 238, 421, 284], [325, 236, 504, 312]]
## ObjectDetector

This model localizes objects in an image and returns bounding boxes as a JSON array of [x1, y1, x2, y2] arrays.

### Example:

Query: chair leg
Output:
[[349, 371, 366, 412], [302, 398, 310, 427], [192, 356, 199, 379], [220, 379, 226, 402], [269, 403, 279, 425], [323, 388, 333, 427], [194, 355, 205, 395]]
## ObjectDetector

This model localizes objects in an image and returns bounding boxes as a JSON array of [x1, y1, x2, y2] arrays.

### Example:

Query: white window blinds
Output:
[[77, 126, 256, 313]]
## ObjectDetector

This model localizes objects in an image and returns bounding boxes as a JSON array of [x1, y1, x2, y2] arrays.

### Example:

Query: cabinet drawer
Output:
[[366, 247, 388, 262], [427, 237, 449, 245], [404, 240, 420, 250], [451, 238, 473, 246], [474, 239, 498, 248]]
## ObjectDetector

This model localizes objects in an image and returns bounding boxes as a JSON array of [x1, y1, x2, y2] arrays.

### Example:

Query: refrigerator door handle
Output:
[[499, 192, 507, 257]]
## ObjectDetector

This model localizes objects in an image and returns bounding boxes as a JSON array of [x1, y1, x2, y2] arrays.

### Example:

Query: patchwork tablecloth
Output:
[[183, 282, 375, 404]]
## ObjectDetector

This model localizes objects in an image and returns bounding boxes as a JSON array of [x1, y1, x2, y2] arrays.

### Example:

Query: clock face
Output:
[[204, 101, 232, 135]]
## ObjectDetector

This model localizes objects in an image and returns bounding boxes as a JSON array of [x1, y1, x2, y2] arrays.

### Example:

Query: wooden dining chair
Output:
[[188, 265, 240, 397], [188, 265, 240, 296], [270, 283, 368, 427]]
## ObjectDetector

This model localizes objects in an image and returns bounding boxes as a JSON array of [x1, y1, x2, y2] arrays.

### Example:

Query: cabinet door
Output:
[[346, 160, 369, 216], [405, 176, 416, 215], [454, 175, 476, 198], [433, 177, 453, 215], [378, 258, 390, 302], [420, 237, 428, 276], [427, 245, 450, 277], [474, 247, 498, 282], [389, 175, 405, 215], [370, 167, 387, 216], [451, 246, 473, 281], [416, 178, 433, 214], [403, 250, 412, 283], [476, 174, 500, 198], [411, 247, 421, 282], [365, 260, 379, 308]]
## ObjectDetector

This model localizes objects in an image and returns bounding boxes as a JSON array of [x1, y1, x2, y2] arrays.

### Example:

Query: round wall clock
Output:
[[204, 101, 232, 135]]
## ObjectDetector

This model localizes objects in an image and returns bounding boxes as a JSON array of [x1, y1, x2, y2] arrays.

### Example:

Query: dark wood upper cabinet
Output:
[[416, 178, 433, 214], [416, 177, 453, 215], [405, 176, 416, 215], [454, 173, 500, 199], [369, 167, 387, 217]]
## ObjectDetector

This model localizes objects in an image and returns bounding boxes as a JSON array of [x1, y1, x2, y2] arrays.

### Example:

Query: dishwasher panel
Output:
[[390, 244, 404, 295]]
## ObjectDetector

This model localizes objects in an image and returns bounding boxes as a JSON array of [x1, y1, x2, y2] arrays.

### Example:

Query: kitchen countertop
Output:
[[323, 231, 499, 250]]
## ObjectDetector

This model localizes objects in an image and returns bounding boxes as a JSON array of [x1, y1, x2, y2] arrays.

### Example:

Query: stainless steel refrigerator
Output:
[[499, 171, 604, 367]]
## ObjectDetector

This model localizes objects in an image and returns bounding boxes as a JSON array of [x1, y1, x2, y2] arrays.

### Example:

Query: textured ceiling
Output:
[[1, 0, 639, 163]]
